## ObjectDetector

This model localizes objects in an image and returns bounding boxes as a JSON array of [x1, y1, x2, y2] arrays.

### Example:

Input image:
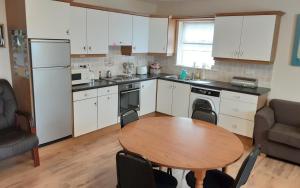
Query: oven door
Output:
[[119, 88, 140, 115]]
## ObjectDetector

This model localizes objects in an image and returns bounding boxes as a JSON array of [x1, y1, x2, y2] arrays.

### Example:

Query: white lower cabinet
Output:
[[140, 80, 157, 116], [156, 80, 190, 117], [97, 86, 118, 129], [98, 94, 118, 129], [73, 97, 98, 137]]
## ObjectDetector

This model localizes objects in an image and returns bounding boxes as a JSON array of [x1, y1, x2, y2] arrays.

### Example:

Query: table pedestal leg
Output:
[[195, 170, 206, 188]]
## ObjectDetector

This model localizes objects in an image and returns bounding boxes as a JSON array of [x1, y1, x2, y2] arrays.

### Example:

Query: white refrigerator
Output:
[[30, 39, 73, 145]]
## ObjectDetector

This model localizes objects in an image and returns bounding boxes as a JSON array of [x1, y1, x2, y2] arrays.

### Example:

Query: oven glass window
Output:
[[120, 89, 140, 114], [72, 73, 81, 81]]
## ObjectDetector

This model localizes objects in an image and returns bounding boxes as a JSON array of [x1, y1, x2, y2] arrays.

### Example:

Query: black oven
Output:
[[119, 82, 140, 115]]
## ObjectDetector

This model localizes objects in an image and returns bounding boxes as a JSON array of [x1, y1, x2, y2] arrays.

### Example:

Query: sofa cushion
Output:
[[268, 123, 300, 149], [270, 99, 300, 128]]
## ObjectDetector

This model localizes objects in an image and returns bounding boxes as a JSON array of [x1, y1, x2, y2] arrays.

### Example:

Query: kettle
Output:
[[106, 70, 112, 78]]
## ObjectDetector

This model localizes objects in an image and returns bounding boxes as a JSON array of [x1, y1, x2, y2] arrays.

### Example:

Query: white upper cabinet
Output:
[[87, 9, 109, 54], [70, 7, 86, 54], [109, 12, 133, 46], [148, 18, 169, 53], [239, 15, 276, 61], [132, 16, 149, 53], [213, 14, 279, 62], [70, 7, 109, 55], [212, 16, 243, 59], [25, 0, 70, 39]]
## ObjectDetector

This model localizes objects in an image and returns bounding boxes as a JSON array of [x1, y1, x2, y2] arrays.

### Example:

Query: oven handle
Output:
[[120, 89, 140, 94]]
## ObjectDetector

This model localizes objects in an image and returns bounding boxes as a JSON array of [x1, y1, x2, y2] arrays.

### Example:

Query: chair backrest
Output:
[[233, 146, 261, 188], [120, 109, 139, 128], [0, 79, 17, 130], [270, 99, 300, 128], [116, 150, 156, 188], [191, 108, 217, 125]]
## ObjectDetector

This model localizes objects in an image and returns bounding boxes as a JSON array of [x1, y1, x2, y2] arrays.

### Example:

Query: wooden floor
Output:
[[0, 114, 299, 188]]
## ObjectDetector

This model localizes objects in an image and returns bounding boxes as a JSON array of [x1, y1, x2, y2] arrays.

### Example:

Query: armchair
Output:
[[254, 99, 300, 164], [0, 79, 39, 167]]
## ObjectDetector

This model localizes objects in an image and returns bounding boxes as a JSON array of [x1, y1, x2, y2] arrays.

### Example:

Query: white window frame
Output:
[[176, 19, 215, 69]]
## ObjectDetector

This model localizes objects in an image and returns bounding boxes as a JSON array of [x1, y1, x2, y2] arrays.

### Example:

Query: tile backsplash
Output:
[[71, 47, 273, 88], [154, 56, 273, 88], [71, 47, 154, 79]]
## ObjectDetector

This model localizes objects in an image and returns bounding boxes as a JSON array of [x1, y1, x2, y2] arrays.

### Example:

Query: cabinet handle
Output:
[[66, 30, 70, 35], [107, 90, 110, 93], [84, 93, 88, 97], [89, 46, 92, 50], [107, 96, 110, 100], [83, 46, 86, 51], [94, 102, 97, 106]]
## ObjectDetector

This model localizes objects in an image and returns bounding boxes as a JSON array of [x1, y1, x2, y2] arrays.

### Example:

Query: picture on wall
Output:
[[292, 15, 300, 66], [0, 24, 5, 48]]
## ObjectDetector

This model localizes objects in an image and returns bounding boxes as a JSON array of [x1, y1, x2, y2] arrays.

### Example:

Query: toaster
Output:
[[231, 77, 258, 88]]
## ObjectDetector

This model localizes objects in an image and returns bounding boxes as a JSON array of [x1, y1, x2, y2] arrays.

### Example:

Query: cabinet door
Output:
[[87, 9, 109, 54], [73, 98, 98, 137], [156, 80, 173, 115], [70, 7, 87, 54], [239, 15, 276, 61], [140, 80, 157, 116], [148, 18, 168, 53], [172, 82, 190, 118], [212, 16, 243, 59], [25, 0, 70, 39], [109, 12, 133, 46], [98, 94, 118, 129], [132, 16, 149, 53]]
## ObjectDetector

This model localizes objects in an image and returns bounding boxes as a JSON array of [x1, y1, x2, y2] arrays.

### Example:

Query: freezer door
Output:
[[33, 67, 73, 144], [30, 40, 70, 68]]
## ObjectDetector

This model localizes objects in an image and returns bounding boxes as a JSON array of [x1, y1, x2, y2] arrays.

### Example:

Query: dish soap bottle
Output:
[[179, 69, 188, 80]]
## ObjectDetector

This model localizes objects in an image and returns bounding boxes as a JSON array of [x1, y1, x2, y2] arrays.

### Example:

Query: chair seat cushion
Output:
[[0, 127, 39, 160], [268, 123, 300, 149], [186, 170, 234, 188], [154, 169, 177, 188]]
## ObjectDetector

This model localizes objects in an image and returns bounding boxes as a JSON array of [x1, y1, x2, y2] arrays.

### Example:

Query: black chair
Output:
[[0, 79, 40, 167], [116, 150, 178, 188], [191, 107, 218, 125], [185, 147, 261, 188], [120, 109, 139, 128]]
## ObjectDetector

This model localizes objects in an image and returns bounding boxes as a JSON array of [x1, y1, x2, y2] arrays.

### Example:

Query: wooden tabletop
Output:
[[118, 116, 244, 188]]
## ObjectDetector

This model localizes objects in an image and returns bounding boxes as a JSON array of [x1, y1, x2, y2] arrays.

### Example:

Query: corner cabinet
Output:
[[70, 6, 109, 55], [140, 80, 157, 116], [156, 80, 190, 117], [109, 12, 133, 46], [213, 12, 283, 63], [25, 0, 70, 39]]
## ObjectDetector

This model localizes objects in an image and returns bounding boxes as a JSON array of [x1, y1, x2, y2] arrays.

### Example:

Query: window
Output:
[[176, 20, 215, 69]]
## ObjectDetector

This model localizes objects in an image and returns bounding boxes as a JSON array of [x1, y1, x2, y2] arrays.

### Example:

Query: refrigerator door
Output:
[[33, 67, 73, 144], [30, 39, 70, 68]]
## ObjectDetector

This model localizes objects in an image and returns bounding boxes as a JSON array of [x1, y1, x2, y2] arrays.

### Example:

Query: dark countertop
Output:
[[72, 74, 270, 96]]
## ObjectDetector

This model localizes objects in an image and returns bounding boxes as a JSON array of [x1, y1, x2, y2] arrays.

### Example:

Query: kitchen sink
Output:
[[163, 75, 179, 80]]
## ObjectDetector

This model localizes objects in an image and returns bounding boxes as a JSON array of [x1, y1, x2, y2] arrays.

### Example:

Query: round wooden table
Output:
[[118, 117, 244, 188]]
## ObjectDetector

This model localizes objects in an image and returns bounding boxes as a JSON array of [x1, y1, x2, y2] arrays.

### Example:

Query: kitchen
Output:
[[1, 0, 300, 187]]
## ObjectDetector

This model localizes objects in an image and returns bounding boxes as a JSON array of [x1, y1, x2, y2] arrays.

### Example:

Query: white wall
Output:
[[0, 0, 11, 83], [156, 0, 300, 102], [76, 0, 157, 14]]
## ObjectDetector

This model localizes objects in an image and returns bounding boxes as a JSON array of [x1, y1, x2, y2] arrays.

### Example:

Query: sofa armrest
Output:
[[15, 111, 36, 134], [254, 107, 275, 148]]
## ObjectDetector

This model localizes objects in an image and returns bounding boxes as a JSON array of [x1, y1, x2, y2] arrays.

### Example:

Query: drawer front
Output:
[[73, 89, 97, 101], [218, 114, 254, 138], [221, 90, 258, 104], [98, 86, 118, 96], [220, 99, 257, 121]]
